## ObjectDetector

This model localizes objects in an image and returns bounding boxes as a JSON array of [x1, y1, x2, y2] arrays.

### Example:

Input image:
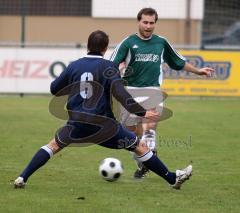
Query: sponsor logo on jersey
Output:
[[132, 44, 138, 48], [135, 54, 159, 62]]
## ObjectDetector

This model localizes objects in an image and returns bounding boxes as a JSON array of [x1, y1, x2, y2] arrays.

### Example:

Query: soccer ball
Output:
[[99, 157, 123, 182]]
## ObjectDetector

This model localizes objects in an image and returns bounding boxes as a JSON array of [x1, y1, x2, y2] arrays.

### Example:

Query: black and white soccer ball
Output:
[[99, 157, 123, 182]]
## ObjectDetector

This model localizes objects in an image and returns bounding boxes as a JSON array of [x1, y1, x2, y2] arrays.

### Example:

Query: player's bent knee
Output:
[[134, 140, 149, 156], [47, 139, 62, 154], [126, 125, 138, 134]]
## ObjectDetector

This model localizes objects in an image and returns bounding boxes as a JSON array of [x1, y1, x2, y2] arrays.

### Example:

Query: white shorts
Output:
[[120, 86, 164, 126]]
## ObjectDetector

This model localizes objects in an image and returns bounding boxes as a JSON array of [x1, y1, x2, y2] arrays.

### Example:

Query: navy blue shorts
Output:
[[55, 121, 139, 151]]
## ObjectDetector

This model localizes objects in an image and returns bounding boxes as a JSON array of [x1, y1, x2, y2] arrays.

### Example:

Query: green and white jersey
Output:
[[110, 34, 186, 87]]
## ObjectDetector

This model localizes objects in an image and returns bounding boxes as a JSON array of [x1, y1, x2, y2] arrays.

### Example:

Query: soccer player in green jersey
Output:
[[110, 7, 214, 178]]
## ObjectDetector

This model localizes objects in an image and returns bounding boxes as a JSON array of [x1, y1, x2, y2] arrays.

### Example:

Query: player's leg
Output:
[[119, 104, 148, 177], [14, 125, 73, 188], [14, 138, 62, 188], [102, 124, 192, 189], [141, 118, 158, 152], [132, 140, 192, 189], [125, 123, 151, 179], [133, 102, 164, 178], [141, 101, 164, 153], [132, 111, 160, 178], [115, 120, 176, 185], [133, 140, 175, 184], [125, 87, 164, 178]]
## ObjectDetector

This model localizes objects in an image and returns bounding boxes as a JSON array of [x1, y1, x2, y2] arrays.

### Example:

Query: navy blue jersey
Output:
[[51, 54, 146, 149], [50, 54, 146, 121]]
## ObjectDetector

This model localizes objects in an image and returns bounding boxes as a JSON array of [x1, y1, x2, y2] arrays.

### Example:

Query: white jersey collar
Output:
[[84, 55, 103, 58]]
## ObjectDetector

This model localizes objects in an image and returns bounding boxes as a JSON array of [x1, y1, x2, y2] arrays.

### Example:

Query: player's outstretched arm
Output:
[[183, 62, 215, 77]]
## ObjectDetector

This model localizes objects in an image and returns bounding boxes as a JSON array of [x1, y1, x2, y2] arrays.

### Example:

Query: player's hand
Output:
[[144, 108, 161, 122], [119, 62, 126, 76], [198, 67, 215, 77]]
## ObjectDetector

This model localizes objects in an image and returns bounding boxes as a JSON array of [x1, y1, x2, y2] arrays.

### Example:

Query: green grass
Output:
[[0, 95, 240, 213]]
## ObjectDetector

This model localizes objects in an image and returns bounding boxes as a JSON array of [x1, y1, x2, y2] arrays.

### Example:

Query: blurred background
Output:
[[0, 0, 239, 95]]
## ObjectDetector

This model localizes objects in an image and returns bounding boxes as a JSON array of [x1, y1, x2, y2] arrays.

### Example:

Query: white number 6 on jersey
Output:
[[80, 72, 93, 99]]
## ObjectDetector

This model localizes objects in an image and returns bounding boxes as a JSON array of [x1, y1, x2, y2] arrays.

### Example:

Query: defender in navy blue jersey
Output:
[[14, 30, 192, 190]]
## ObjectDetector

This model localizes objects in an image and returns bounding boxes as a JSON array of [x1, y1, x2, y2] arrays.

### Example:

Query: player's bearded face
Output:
[[138, 15, 156, 39]]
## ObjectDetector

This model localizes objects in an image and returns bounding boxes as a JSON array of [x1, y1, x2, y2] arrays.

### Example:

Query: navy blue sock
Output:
[[20, 148, 51, 182], [143, 154, 176, 184]]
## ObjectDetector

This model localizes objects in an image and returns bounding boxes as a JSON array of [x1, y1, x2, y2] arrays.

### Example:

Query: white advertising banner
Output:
[[92, 0, 203, 20], [0, 47, 114, 94]]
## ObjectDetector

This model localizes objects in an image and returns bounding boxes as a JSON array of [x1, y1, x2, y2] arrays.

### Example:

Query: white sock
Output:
[[142, 129, 156, 151], [41, 145, 53, 157], [136, 150, 153, 162]]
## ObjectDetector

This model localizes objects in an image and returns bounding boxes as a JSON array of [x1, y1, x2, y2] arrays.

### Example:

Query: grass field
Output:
[[0, 96, 240, 213]]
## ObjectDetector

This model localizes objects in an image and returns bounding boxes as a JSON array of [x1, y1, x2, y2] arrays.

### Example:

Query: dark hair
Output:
[[87, 30, 109, 53], [137, 8, 158, 22]]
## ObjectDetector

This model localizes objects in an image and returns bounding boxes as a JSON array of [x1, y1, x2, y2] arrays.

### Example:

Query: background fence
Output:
[[0, 0, 239, 48], [203, 0, 240, 47]]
